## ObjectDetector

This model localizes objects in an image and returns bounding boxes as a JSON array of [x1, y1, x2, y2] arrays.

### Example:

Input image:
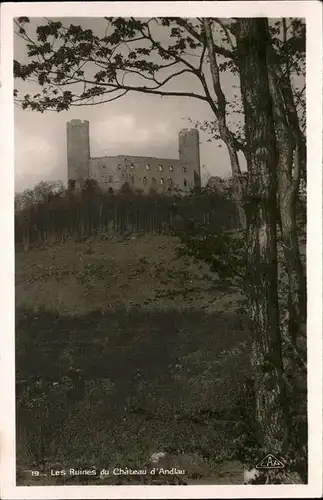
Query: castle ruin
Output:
[[67, 120, 201, 194]]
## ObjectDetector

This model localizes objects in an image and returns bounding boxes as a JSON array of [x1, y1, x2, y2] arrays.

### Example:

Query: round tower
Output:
[[66, 120, 90, 189], [178, 128, 201, 189]]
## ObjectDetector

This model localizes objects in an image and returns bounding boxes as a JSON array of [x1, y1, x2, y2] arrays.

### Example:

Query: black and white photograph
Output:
[[0, 1, 322, 499]]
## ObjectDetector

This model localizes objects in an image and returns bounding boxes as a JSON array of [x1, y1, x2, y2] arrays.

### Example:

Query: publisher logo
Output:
[[256, 454, 285, 469]]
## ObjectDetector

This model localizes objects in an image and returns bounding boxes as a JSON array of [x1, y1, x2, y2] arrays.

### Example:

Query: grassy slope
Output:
[[16, 234, 244, 314], [16, 234, 251, 485]]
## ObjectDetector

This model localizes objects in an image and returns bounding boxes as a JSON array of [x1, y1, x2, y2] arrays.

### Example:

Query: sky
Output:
[[13, 17, 245, 192]]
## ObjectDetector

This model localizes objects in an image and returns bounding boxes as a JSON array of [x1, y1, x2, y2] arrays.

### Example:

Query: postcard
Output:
[[0, 1, 322, 498]]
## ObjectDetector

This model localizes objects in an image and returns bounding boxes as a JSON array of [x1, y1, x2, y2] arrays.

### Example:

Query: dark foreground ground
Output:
[[16, 308, 251, 485], [15, 235, 256, 485]]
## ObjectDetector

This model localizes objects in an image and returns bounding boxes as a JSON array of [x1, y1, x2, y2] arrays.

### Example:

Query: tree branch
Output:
[[203, 19, 226, 119], [213, 19, 236, 52], [176, 18, 234, 59]]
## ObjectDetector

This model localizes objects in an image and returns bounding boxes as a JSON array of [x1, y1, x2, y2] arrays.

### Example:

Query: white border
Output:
[[1, 2, 322, 499]]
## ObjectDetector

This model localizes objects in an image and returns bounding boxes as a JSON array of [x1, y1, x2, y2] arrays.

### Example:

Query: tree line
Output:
[[15, 180, 239, 249]]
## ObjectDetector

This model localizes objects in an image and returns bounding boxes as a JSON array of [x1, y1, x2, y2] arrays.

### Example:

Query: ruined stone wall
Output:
[[67, 120, 201, 194], [179, 128, 201, 189], [88, 155, 195, 194], [66, 120, 90, 189]]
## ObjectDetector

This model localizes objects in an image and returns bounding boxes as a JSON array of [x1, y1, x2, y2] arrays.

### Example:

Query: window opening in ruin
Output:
[[182, 166, 187, 173], [130, 164, 135, 169], [184, 179, 187, 187], [108, 187, 114, 194], [168, 177, 173, 186], [160, 178, 164, 185], [145, 164, 150, 171], [117, 164, 122, 169], [152, 177, 156, 185], [169, 165, 174, 172], [108, 175, 113, 182], [158, 165, 163, 172], [143, 176, 148, 184], [131, 176, 135, 184], [68, 179, 76, 190]]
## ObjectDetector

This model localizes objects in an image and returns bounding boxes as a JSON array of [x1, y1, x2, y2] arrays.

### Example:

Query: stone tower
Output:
[[66, 119, 90, 189], [178, 128, 201, 188]]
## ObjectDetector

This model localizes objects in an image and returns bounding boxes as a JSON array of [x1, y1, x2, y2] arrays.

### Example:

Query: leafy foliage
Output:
[[14, 17, 206, 110], [177, 223, 245, 284], [15, 180, 65, 211]]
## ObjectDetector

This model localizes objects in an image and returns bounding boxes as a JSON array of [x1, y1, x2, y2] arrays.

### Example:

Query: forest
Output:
[[15, 181, 239, 248]]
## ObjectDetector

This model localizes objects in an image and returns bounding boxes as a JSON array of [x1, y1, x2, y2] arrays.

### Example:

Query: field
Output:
[[16, 234, 254, 485]]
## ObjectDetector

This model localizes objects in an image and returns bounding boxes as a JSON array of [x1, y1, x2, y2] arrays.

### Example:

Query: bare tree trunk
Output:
[[203, 19, 246, 229], [236, 19, 298, 481], [223, 131, 247, 229], [267, 46, 306, 346]]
